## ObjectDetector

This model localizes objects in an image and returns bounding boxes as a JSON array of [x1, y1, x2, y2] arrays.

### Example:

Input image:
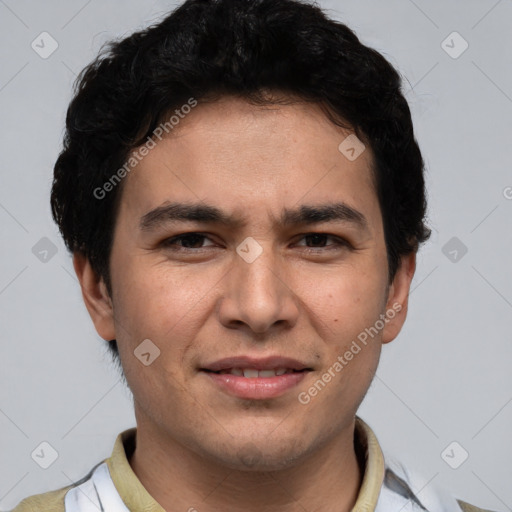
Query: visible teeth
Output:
[[217, 368, 293, 377], [259, 370, 277, 378], [243, 369, 259, 378]]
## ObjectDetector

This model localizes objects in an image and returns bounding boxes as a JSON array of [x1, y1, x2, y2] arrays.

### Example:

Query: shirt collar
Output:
[[106, 415, 386, 511], [106, 427, 165, 512], [353, 416, 386, 508]]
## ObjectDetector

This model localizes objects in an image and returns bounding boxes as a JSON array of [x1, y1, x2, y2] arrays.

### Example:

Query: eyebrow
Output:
[[139, 201, 368, 232]]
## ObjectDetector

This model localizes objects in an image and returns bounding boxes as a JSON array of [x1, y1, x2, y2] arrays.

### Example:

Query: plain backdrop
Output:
[[1, 0, 511, 510]]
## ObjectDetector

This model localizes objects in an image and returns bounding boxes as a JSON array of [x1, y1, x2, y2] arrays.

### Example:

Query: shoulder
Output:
[[9, 485, 72, 512], [457, 499, 498, 512]]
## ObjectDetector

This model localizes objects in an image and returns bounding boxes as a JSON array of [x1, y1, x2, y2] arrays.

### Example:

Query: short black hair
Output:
[[50, 0, 431, 365]]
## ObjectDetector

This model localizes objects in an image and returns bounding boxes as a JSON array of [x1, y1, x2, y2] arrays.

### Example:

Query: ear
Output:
[[73, 252, 116, 341], [381, 252, 416, 344]]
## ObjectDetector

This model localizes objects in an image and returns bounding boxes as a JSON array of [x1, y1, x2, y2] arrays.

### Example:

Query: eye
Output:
[[295, 233, 351, 251], [159, 232, 351, 254], [161, 233, 216, 250]]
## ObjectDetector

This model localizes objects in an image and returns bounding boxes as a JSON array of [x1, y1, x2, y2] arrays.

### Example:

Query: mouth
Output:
[[199, 356, 313, 399], [203, 367, 310, 378]]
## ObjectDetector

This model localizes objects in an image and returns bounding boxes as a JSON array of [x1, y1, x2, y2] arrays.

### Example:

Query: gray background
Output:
[[1, 0, 511, 510]]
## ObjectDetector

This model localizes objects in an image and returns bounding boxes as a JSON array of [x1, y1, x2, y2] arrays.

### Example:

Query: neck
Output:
[[129, 417, 364, 512]]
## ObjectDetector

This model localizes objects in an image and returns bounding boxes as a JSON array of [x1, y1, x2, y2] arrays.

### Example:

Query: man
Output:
[[11, 0, 496, 510]]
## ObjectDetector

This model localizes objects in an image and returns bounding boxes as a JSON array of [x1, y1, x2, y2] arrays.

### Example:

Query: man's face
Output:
[[83, 96, 413, 470]]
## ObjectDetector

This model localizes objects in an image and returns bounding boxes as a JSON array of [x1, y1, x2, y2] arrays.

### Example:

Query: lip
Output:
[[199, 355, 313, 400], [200, 355, 312, 372], [201, 370, 310, 400]]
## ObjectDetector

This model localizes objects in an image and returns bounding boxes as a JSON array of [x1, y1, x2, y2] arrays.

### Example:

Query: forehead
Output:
[[118, 96, 380, 230]]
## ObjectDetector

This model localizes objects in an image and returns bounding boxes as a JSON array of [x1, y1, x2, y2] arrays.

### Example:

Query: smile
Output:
[[208, 368, 304, 377], [200, 368, 311, 399]]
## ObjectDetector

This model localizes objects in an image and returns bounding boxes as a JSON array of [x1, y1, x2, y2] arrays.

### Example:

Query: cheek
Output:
[[111, 263, 211, 402], [111, 257, 220, 341], [307, 266, 386, 338], [110, 259, 226, 396], [309, 271, 384, 402]]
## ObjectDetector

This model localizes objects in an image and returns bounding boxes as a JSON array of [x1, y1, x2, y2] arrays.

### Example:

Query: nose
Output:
[[217, 245, 300, 336]]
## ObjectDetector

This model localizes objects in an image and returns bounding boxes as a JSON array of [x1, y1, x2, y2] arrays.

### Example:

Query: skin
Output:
[[74, 95, 416, 512]]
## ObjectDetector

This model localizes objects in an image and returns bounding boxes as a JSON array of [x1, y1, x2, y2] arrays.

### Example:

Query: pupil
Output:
[[183, 234, 203, 248], [308, 234, 326, 247]]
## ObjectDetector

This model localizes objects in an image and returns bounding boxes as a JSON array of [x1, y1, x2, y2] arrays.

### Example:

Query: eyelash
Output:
[[160, 232, 351, 253]]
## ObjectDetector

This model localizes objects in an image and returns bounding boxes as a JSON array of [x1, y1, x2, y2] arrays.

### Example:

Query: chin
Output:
[[205, 435, 310, 472]]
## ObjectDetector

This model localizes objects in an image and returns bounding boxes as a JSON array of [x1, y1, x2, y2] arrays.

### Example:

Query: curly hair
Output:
[[51, 0, 431, 364]]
